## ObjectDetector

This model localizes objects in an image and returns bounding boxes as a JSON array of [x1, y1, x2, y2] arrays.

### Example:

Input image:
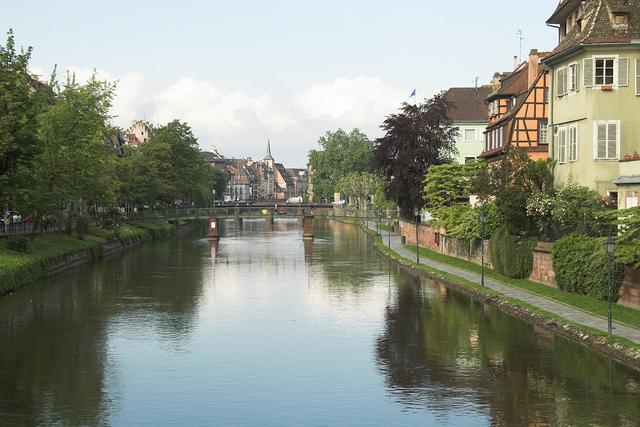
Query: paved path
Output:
[[366, 221, 640, 344]]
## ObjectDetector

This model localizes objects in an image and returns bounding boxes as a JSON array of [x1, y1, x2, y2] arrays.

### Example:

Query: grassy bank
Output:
[[360, 225, 640, 361], [0, 220, 186, 294], [402, 244, 640, 330]]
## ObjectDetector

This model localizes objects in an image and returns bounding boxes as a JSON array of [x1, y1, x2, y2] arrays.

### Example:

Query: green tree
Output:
[[336, 172, 378, 209], [0, 30, 49, 209], [476, 147, 554, 236], [18, 73, 115, 232], [374, 93, 458, 218], [308, 129, 373, 201]]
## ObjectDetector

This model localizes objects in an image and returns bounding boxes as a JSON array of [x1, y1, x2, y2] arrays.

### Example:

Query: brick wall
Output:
[[619, 266, 640, 309], [529, 242, 556, 287], [399, 220, 490, 267]]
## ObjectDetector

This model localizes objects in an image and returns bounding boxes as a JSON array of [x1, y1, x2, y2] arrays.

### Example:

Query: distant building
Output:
[[443, 85, 492, 163], [481, 50, 550, 163], [126, 120, 154, 145], [204, 141, 308, 202]]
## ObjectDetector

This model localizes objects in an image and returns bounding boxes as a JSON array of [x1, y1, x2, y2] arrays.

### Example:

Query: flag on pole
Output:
[[409, 89, 416, 98]]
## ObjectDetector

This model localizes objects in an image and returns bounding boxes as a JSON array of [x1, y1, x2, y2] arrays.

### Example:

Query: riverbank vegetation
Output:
[[0, 31, 227, 237], [0, 220, 185, 294]]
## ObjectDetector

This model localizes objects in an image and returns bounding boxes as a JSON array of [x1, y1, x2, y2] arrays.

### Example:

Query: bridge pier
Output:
[[208, 217, 220, 240], [234, 207, 242, 224], [302, 215, 314, 240]]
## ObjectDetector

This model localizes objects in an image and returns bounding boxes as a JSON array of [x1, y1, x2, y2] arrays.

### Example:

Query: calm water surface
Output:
[[1, 219, 640, 426]]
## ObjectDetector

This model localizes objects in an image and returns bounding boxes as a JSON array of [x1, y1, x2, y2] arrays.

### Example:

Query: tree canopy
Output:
[[374, 93, 458, 218], [308, 129, 373, 201]]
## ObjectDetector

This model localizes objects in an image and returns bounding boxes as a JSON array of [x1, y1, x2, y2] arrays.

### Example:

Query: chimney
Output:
[[528, 49, 540, 89], [514, 56, 518, 69]]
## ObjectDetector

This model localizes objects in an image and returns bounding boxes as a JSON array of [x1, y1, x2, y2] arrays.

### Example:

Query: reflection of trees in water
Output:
[[0, 235, 206, 424], [375, 277, 640, 426], [312, 221, 388, 296]]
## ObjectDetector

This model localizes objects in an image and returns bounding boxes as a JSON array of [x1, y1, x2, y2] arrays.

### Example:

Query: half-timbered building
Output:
[[481, 50, 550, 163]]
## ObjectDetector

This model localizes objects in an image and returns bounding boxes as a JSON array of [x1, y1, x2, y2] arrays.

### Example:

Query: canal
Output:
[[1, 219, 639, 425]]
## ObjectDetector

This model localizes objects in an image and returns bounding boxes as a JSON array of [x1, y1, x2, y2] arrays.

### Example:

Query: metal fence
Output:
[[0, 221, 60, 237]]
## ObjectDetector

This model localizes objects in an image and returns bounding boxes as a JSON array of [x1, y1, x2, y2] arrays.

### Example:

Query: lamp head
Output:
[[479, 208, 487, 223], [604, 236, 616, 255], [413, 208, 420, 217]]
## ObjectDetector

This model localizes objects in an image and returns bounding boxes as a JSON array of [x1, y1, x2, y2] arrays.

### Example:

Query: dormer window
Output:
[[612, 12, 628, 27]]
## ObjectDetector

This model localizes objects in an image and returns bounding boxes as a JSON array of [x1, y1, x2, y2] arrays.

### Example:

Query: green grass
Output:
[[0, 220, 187, 294], [363, 226, 640, 354], [402, 244, 640, 330]]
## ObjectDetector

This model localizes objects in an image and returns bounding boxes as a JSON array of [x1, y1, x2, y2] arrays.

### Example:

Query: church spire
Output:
[[264, 139, 274, 161]]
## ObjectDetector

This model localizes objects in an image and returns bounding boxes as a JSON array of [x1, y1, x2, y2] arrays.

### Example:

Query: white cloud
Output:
[[33, 67, 406, 165]]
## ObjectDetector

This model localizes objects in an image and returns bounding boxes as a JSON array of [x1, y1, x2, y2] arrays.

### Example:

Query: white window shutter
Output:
[[596, 122, 607, 159], [563, 68, 569, 95], [557, 69, 563, 96], [636, 59, 640, 95], [584, 58, 594, 88], [619, 58, 629, 87], [575, 65, 580, 92]]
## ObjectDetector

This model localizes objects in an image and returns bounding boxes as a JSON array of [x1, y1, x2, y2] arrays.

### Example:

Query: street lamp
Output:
[[605, 236, 617, 337], [212, 189, 217, 216], [387, 211, 391, 248], [414, 208, 420, 264], [479, 208, 488, 287]]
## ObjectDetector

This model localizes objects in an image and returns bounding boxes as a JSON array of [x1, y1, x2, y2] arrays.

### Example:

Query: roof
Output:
[[274, 163, 293, 185], [443, 86, 492, 122], [546, 0, 640, 62], [201, 150, 226, 163]]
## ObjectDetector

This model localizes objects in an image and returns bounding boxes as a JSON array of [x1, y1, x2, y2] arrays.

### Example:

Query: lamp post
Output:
[[212, 189, 217, 216], [387, 211, 391, 248], [414, 208, 420, 264], [605, 236, 616, 337], [480, 208, 487, 287]]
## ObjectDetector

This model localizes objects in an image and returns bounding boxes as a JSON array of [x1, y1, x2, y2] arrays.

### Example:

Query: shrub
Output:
[[490, 226, 536, 278], [96, 207, 125, 232], [552, 234, 624, 300], [6, 235, 30, 253]]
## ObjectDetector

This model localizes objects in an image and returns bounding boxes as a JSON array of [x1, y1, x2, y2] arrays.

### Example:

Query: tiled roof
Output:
[[547, 0, 640, 61], [275, 163, 293, 185], [443, 86, 492, 122]]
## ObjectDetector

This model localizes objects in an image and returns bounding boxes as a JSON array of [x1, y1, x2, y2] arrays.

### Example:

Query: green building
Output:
[[544, 0, 640, 207], [443, 86, 492, 163]]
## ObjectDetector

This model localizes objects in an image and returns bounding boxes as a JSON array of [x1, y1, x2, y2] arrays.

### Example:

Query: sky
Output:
[[3, 0, 559, 166]]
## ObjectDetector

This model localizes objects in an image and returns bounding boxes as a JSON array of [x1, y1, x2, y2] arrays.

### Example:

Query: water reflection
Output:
[[375, 273, 640, 426], [0, 220, 639, 425]]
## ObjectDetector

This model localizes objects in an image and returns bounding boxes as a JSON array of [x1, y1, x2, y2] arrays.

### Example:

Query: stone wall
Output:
[[619, 266, 640, 309], [399, 220, 490, 267], [529, 242, 556, 287], [399, 220, 559, 287]]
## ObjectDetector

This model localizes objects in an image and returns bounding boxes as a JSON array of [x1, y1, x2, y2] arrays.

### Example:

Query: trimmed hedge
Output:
[[552, 234, 624, 301], [489, 226, 536, 279]]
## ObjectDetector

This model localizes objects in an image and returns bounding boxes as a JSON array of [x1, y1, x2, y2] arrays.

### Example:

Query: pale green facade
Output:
[[547, 46, 640, 196], [453, 122, 487, 163]]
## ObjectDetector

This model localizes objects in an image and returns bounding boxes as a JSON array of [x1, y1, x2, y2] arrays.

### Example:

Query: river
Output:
[[1, 219, 639, 426]]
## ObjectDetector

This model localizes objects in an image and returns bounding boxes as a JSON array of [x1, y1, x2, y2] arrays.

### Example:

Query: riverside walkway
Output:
[[365, 221, 640, 344]]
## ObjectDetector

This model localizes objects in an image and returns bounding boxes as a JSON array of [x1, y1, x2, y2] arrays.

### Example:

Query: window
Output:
[[595, 58, 615, 85], [569, 124, 578, 162], [558, 127, 567, 163], [569, 63, 578, 92], [464, 129, 476, 141], [612, 12, 629, 26], [593, 120, 620, 160], [539, 121, 548, 145]]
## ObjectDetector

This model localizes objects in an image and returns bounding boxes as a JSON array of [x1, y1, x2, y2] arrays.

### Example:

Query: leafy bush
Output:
[[552, 234, 624, 300], [489, 226, 536, 278], [96, 207, 125, 232], [6, 235, 29, 253], [527, 182, 616, 240]]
